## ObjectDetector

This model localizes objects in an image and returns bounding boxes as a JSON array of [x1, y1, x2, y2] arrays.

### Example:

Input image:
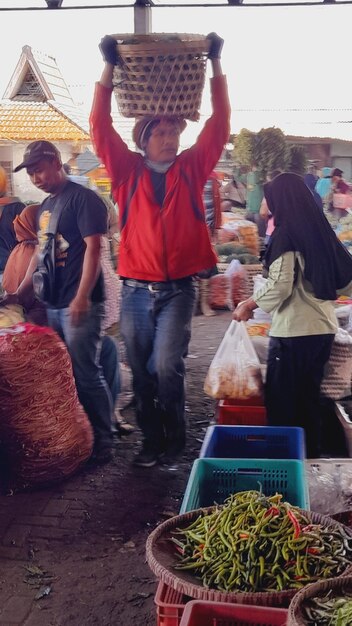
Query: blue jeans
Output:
[[101, 335, 121, 408], [46, 302, 113, 448], [120, 279, 196, 453]]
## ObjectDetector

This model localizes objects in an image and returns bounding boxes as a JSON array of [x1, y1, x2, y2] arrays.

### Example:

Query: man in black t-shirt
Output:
[[13, 141, 114, 462]]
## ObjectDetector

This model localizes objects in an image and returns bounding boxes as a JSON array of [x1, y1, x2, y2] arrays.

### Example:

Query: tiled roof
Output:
[[0, 100, 89, 141]]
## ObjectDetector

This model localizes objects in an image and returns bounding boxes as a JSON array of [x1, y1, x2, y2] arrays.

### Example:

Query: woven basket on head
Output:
[[111, 33, 210, 120], [146, 507, 352, 609], [287, 576, 352, 626]]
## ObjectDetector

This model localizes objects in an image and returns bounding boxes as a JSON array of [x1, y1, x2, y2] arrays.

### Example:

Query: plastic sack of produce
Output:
[[217, 225, 237, 244], [232, 219, 260, 256], [0, 323, 94, 491], [209, 273, 233, 310], [321, 328, 352, 400], [0, 304, 25, 329], [204, 320, 263, 399], [224, 259, 251, 307]]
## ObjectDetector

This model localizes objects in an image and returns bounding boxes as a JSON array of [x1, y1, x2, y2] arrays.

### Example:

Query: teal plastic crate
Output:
[[180, 458, 309, 513]]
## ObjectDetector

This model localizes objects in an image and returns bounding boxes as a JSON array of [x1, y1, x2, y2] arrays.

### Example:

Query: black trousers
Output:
[[265, 334, 334, 458]]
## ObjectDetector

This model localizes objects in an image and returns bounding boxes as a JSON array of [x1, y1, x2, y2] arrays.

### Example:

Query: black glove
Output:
[[206, 32, 224, 60], [99, 35, 120, 66]]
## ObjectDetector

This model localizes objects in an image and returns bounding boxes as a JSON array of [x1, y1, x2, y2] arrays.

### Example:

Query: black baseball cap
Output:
[[14, 140, 60, 172], [331, 168, 343, 178]]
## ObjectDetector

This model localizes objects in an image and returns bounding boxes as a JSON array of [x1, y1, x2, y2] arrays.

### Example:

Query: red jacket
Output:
[[90, 76, 230, 281]]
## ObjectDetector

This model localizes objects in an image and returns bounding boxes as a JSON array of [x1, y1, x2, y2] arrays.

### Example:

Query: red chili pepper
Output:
[[264, 506, 280, 518], [307, 547, 319, 554], [239, 533, 249, 539], [287, 509, 301, 539], [294, 575, 304, 580]]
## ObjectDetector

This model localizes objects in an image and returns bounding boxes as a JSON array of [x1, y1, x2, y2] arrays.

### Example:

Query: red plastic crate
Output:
[[179, 600, 288, 626], [155, 581, 191, 626], [217, 400, 267, 425]]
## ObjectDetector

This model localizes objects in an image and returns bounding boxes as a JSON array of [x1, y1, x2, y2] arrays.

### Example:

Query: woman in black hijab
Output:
[[234, 173, 352, 456]]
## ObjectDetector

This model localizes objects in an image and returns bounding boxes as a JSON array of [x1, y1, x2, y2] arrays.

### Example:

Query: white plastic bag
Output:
[[225, 259, 251, 307], [204, 320, 264, 399]]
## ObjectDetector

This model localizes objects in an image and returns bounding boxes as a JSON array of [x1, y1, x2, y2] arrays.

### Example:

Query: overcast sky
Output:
[[1, 1, 352, 144]]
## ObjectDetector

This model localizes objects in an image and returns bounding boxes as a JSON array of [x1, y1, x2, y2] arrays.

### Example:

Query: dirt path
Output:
[[0, 311, 232, 626]]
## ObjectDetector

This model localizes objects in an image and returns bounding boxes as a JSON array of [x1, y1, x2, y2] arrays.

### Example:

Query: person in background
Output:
[[330, 168, 350, 219], [331, 168, 350, 194], [220, 174, 246, 211], [234, 172, 352, 457], [304, 173, 323, 211], [0, 166, 25, 288], [1, 197, 124, 444], [199, 171, 222, 316], [315, 167, 332, 207], [246, 164, 266, 237], [63, 163, 131, 436], [1, 203, 47, 325], [12, 140, 114, 464], [90, 32, 230, 467]]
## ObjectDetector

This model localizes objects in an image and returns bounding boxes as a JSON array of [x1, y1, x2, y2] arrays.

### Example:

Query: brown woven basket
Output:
[[244, 263, 263, 296], [216, 262, 229, 274], [146, 507, 352, 609], [111, 33, 209, 120], [287, 576, 352, 626]]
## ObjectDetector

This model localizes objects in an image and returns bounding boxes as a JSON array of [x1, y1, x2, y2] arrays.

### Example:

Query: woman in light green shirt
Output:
[[234, 173, 352, 457]]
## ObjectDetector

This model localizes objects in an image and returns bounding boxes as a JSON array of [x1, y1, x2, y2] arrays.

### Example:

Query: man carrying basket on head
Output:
[[90, 32, 230, 468]]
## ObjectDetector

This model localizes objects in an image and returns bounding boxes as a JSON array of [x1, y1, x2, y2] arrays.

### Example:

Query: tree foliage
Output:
[[233, 129, 256, 169], [232, 127, 308, 181], [286, 144, 308, 176], [254, 128, 287, 181]]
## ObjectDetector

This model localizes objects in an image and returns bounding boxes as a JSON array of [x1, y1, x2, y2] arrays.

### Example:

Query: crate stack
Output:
[[155, 423, 308, 624]]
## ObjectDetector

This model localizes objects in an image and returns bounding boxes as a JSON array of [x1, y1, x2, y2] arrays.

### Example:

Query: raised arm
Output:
[[182, 33, 231, 182], [89, 36, 139, 187]]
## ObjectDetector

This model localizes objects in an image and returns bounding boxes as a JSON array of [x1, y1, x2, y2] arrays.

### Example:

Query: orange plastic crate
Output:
[[179, 600, 288, 626], [155, 581, 191, 626], [217, 400, 267, 425]]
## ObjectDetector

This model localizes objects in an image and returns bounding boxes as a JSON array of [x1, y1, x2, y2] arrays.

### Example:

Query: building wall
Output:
[[331, 141, 352, 180]]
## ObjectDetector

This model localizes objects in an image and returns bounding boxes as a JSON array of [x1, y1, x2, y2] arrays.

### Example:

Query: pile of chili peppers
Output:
[[171, 491, 352, 593], [302, 591, 352, 625]]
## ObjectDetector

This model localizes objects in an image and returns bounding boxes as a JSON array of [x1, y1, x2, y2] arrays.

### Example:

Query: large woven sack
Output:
[[287, 576, 352, 625], [0, 323, 94, 491], [112, 33, 209, 120]]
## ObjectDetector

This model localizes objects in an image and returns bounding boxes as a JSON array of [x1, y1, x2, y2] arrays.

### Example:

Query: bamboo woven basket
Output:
[[287, 576, 352, 626], [244, 263, 263, 296], [146, 507, 352, 609], [111, 33, 210, 120]]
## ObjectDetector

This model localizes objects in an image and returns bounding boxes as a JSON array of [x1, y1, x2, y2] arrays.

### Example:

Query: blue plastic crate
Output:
[[199, 425, 306, 460], [180, 458, 309, 513]]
